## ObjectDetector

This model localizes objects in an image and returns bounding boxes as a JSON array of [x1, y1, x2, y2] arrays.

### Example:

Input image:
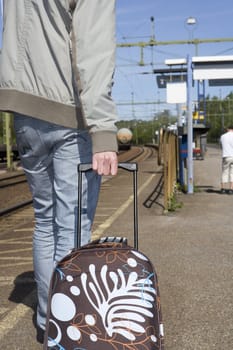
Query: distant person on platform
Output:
[[220, 125, 233, 194]]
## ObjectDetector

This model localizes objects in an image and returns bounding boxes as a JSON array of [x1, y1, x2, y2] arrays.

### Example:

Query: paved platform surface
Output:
[[0, 145, 233, 349], [141, 145, 233, 350]]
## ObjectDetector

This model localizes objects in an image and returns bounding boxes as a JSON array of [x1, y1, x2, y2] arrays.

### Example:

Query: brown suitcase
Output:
[[43, 163, 164, 349]]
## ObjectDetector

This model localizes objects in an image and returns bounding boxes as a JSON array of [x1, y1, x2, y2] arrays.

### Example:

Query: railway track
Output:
[[0, 146, 156, 219], [0, 172, 27, 188]]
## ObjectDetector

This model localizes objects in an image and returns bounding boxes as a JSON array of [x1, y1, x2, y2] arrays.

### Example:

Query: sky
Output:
[[0, 1, 233, 122], [114, 0, 233, 121]]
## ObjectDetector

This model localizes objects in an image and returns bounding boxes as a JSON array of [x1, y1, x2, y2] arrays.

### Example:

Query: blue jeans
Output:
[[14, 114, 101, 329]]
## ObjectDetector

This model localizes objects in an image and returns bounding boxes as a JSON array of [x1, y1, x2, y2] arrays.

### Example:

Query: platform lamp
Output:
[[185, 16, 198, 56]]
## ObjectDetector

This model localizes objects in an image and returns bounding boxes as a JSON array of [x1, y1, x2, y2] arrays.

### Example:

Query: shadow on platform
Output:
[[143, 173, 164, 210], [8, 271, 37, 327]]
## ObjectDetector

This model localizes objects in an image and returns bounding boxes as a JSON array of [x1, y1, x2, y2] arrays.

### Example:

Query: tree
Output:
[[205, 92, 233, 142]]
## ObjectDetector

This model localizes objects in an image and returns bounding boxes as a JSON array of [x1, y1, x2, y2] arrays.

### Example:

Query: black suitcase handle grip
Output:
[[77, 162, 138, 250], [78, 162, 138, 173]]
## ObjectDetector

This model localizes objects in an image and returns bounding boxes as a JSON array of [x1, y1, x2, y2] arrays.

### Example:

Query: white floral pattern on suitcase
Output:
[[45, 246, 164, 350]]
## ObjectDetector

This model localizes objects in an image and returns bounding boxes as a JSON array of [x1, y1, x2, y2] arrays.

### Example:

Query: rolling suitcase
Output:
[[43, 163, 164, 350]]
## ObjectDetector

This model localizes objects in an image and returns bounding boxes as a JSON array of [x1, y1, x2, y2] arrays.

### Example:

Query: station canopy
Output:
[[192, 55, 233, 80], [162, 55, 233, 87]]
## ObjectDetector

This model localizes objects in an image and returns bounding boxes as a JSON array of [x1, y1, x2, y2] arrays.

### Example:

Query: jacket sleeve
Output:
[[72, 0, 118, 153]]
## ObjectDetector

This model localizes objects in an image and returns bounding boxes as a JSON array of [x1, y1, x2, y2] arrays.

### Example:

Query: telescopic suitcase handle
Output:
[[78, 162, 137, 172], [77, 162, 138, 250]]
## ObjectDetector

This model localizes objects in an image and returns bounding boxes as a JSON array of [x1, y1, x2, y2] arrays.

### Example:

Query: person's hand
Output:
[[92, 151, 118, 176]]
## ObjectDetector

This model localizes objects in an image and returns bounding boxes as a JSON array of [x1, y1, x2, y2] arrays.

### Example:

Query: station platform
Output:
[[0, 145, 233, 349]]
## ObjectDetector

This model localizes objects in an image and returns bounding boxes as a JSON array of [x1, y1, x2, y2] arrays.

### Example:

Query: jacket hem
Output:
[[0, 89, 83, 129]]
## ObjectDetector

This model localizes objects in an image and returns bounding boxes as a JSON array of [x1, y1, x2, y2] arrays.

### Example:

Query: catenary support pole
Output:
[[187, 55, 194, 193]]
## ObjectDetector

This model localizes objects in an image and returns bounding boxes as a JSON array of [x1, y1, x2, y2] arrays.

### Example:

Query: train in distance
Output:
[[117, 128, 133, 150]]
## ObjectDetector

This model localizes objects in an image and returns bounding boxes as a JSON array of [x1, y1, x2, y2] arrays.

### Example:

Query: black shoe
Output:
[[228, 189, 233, 194], [220, 188, 227, 194], [36, 327, 45, 344]]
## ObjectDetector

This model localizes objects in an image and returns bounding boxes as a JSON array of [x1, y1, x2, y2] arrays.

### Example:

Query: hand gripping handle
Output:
[[77, 162, 138, 249], [78, 162, 137, 172]]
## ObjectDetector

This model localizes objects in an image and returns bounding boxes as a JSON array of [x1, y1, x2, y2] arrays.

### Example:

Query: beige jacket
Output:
[[0, 0, 118, 153]]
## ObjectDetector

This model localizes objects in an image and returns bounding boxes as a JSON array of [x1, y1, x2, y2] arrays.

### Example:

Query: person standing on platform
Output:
[[0, 0, 118, 343], [220, 125, 233, 194]]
